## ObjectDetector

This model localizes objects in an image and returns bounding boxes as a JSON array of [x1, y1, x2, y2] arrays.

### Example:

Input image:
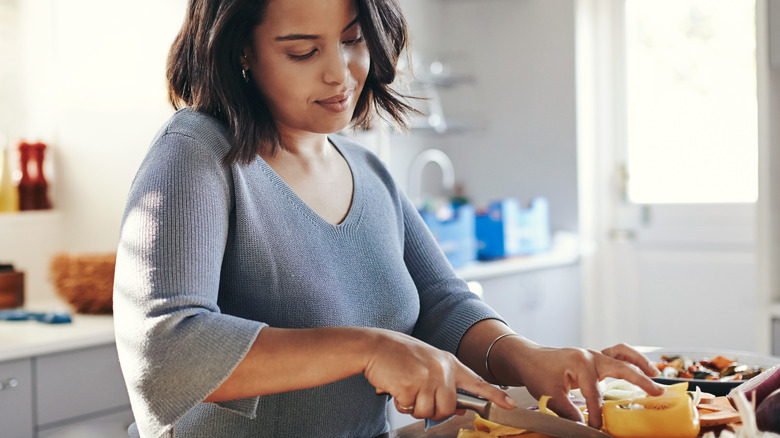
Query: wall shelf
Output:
[[0, 209, 60, 225]]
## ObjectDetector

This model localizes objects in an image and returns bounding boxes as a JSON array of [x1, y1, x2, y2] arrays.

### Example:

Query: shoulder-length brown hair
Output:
[[167, 0, 416, 165]]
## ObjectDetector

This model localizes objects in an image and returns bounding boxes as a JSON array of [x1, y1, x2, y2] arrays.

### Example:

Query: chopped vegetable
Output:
[[536, 395, 557, 417], [456, 414, 556, 438], [602, 382, 700, 438], [721, 387, 780, 438], [729, 363, 780, 408], [570, 378, 647, 401], [656, 355, 765, 381], [456, 396, 559, 438], [755, 388, 780, 433]]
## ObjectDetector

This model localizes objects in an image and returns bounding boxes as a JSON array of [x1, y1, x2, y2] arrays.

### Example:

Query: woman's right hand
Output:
[[363, 329, 515, 421]]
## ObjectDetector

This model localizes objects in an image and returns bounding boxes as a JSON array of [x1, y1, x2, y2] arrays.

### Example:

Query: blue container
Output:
[[475, 197, 551, 260], [420, 203, 477, 268]]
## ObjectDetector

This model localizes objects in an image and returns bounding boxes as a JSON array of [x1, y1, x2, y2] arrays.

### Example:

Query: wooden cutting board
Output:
[[379, 389, 742, 438]]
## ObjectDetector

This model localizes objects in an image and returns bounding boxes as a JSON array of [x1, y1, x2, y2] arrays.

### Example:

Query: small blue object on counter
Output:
[[420, 203, 478, 268], [0, 309, 72, 324], [475, 197, 551, 260]]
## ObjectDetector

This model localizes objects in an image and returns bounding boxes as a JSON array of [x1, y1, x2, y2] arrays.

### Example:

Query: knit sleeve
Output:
[[400, 194, 506, 355], [113, 129, 265, 438]]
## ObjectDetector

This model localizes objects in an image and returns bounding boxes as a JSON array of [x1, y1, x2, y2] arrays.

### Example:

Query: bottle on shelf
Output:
[[17, 141, 51, 211], [0, 145, 18, 212]]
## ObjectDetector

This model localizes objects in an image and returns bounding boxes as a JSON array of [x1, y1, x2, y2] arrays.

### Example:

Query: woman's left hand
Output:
[[491, 339, 665, 430]]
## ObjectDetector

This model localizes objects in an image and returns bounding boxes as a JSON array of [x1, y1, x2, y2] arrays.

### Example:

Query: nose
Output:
[[322, 46, 350, 85]]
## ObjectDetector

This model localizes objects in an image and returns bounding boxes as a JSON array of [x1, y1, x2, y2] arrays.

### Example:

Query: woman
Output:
[[113, 0, 663, 436]]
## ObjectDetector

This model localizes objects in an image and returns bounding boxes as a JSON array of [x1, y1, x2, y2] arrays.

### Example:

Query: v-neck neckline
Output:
[[255, 136, 362, 228]]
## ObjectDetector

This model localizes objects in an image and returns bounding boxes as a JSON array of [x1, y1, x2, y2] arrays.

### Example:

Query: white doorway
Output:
[[577, 0, 760, 352]]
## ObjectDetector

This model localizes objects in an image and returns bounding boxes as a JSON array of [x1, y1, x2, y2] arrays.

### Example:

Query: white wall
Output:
[[391, 0, 579, 233], [2, 0, 579, 303], [1, 0, 183, 302], [50, 0, 185, 251]]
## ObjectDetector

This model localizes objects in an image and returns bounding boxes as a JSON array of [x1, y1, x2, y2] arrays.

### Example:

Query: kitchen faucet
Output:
[[408, 148, 455, 208]]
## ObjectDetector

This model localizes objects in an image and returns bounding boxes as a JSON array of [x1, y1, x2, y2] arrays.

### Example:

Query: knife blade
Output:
[[456, 393, 611, 438]]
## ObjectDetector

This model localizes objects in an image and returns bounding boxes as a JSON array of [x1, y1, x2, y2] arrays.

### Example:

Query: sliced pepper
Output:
[[473, 413, 528, 436], [602, 382, 700, 438]]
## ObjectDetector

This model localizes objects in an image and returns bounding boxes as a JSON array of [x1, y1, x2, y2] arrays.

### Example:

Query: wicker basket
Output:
[[49, 253, 116, 314]]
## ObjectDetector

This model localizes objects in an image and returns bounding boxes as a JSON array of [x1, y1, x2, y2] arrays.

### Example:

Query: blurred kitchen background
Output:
[[0, 0, 780, 438], [2, 0, 780, 434]]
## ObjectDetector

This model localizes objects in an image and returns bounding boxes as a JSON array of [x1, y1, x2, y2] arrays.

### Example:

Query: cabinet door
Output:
[[0, 358, 34, 438], [479, 265, 582, 347], [35, 344, 130, 427], [37, 409, 134, 438]]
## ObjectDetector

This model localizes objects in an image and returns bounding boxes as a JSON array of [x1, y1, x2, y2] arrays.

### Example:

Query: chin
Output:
[[315, 117, 355, 135]]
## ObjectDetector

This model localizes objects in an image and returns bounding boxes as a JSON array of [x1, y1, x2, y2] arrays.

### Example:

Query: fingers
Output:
[[394, 397, 416, 415], [546, 394, 586, 425], [602, 343, 661, 378], [600, 345, 665, 396], [601, 359, 665, 396], [459, 374, 516, 410], [577, 372, 604, 429], [401, 368, 513, 421]]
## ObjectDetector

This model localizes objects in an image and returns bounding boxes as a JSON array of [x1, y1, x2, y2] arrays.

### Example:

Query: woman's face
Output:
[[245, 0, 370, 138]]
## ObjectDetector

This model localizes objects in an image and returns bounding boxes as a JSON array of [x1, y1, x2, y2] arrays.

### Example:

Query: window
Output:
[[624, 0, 757, 203]]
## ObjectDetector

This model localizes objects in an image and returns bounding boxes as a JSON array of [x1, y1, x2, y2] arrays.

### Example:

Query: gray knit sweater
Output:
[[113, 108, 502, 438]]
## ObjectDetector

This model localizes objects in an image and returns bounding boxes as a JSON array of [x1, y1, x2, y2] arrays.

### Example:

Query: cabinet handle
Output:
[[0, 378, 19, 390]]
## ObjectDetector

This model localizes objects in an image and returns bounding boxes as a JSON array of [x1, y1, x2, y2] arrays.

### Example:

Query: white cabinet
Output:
[[0, 358, 34, 438], [36, 344, 132, 433], [477, 265, 582, 348], [37, 410, 134, 438], [0, 342, 133, 438]]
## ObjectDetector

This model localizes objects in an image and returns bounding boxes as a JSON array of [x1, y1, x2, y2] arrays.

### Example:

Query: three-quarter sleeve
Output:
[[401, 194, 506, 355], [113, 129, 265, 438]]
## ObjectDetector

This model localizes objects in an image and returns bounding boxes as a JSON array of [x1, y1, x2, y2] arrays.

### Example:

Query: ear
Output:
[[241, 45, 255, 67]]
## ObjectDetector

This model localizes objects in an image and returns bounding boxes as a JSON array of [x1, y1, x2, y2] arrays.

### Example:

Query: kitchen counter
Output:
[[0, 234, 580, 363], [0, 308, 115, 362], [454, 232, 579, 282], [0, 301, 131, 437]]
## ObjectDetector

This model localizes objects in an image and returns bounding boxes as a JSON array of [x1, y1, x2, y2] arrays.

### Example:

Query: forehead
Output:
[[259, 0, 359, 34]]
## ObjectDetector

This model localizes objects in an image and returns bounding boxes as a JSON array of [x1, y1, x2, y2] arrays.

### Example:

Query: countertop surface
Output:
[[0, 302, 115, 362], [0, 236, 580, 364], [454, 232, 579, 281]]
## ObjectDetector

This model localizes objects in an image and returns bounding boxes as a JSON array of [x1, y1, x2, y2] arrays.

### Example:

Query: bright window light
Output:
[[625, 0, 758, 204]]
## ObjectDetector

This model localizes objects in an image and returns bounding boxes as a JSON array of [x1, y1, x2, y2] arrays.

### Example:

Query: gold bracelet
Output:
[[485, 333, 520, 390]]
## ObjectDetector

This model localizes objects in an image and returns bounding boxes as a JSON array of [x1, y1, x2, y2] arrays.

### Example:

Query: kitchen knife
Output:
[[456, 392, 611, 438]]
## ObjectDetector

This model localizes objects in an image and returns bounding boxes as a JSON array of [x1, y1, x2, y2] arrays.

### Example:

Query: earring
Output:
[[241, 68, 250, 83]]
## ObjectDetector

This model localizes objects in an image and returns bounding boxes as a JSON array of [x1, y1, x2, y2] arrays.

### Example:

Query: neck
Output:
[[266, 129, 331, 159]]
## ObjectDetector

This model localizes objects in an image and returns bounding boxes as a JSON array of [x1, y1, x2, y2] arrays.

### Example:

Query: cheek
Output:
[[351, 48, 371, 86], [255, 59, 308, 105]]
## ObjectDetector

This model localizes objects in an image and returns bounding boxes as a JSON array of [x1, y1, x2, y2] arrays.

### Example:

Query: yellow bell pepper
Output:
[[461, 396, 559, 438], [602, 382, 700, 438]]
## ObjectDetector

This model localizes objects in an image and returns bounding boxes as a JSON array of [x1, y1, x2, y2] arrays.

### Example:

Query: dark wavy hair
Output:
[[167, 0, 416, 165]]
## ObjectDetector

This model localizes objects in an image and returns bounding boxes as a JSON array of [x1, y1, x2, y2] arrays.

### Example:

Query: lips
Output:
[[316, 91, 353, 113]]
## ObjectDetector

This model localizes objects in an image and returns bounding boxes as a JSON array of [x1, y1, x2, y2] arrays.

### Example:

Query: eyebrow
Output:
[[274, 16, 360, 41]]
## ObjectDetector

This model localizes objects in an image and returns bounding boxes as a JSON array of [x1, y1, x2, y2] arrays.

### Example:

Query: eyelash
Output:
[[344, 36, 365, 47], [287, 36, 365, 62]]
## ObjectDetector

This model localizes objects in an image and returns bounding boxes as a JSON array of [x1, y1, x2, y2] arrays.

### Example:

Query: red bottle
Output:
[[18, 142, 51, 210]]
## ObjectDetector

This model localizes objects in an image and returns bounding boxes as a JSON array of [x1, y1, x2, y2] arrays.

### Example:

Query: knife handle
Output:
[[456, 392, 491, 417]]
